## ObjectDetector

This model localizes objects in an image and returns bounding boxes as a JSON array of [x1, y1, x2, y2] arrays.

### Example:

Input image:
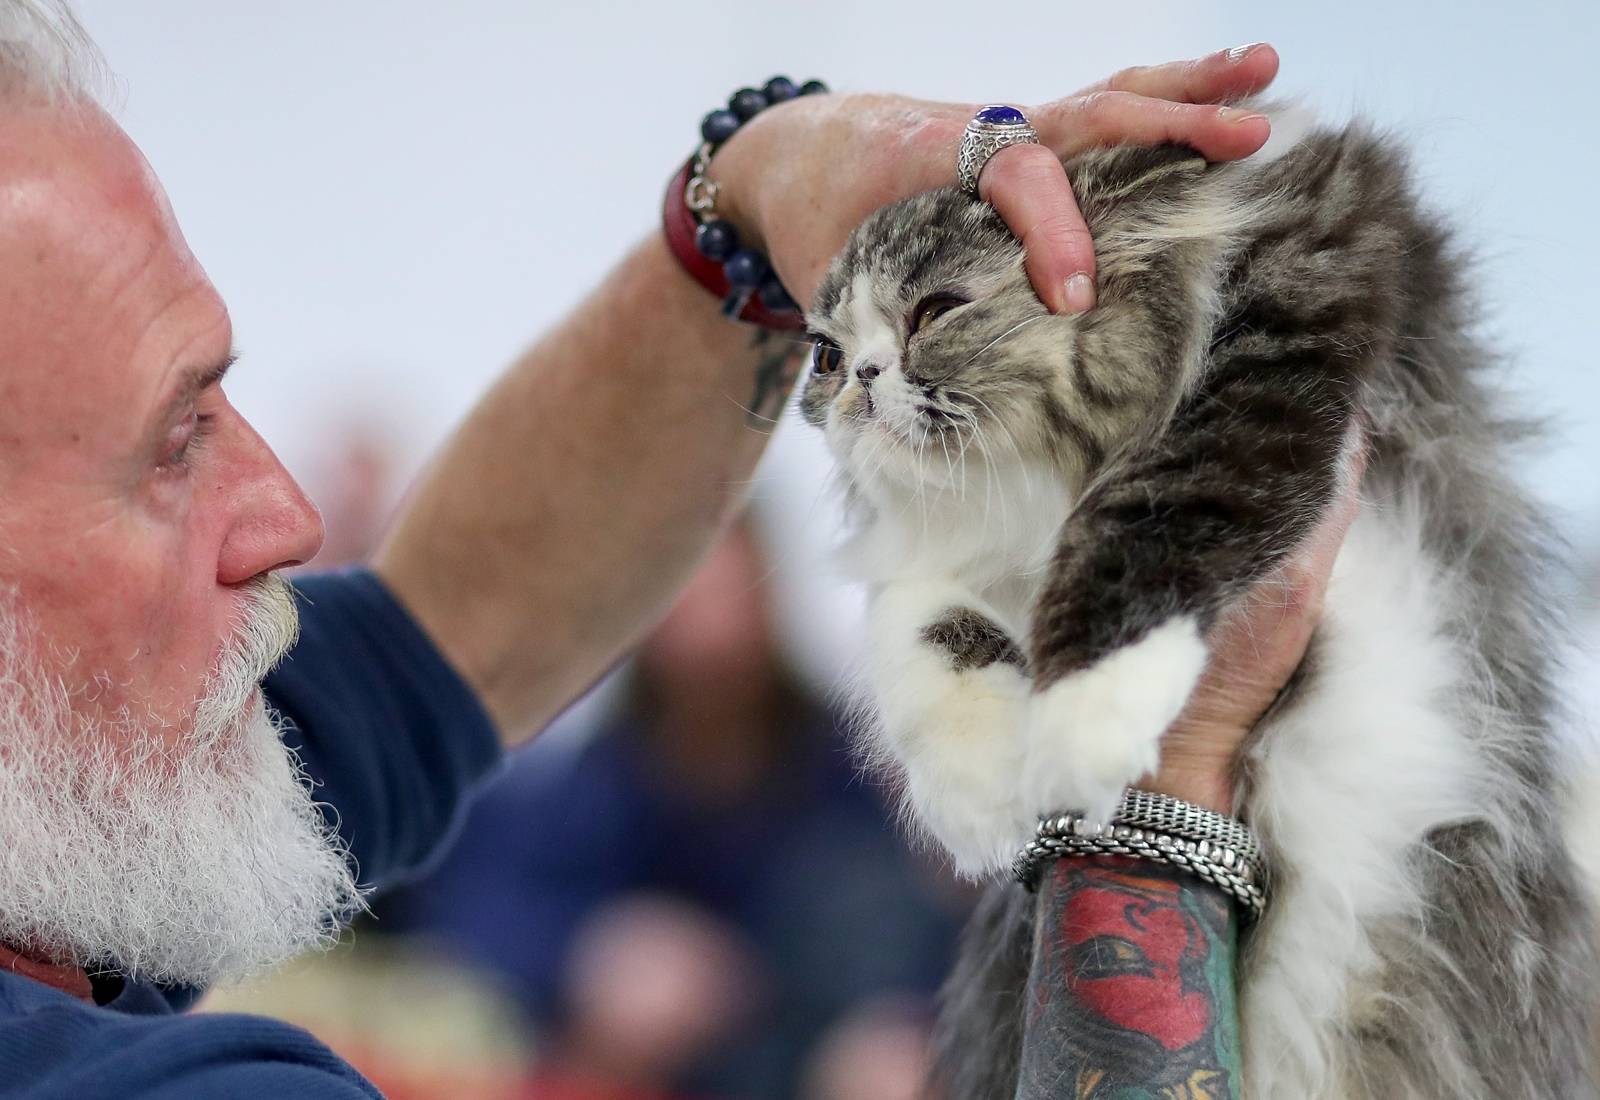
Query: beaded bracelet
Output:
[[661, 75, 827, 331]]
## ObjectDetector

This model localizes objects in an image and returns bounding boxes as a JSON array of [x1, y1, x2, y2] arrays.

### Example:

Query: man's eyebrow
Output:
[[154, 352, 237, 427]]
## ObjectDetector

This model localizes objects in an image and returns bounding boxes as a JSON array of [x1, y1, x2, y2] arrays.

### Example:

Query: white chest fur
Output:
[[845, 454, 1072, 633]]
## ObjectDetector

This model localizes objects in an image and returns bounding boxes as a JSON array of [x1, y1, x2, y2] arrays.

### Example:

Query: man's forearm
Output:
[[374, 234, 804, 741], [1016, 857, 1242, 1099]]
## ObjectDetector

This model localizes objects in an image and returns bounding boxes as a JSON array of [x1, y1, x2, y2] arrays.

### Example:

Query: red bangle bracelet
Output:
[[661, 159, 806, 333]]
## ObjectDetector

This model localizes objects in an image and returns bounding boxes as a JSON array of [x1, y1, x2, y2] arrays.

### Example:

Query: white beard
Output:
[[0, 574, 366, 987]]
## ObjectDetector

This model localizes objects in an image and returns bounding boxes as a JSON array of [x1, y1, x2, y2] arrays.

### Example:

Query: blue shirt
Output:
[[0, 570, 503, 1098]]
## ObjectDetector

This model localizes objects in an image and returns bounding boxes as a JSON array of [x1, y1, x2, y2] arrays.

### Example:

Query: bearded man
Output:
[[0, 3, 1308, 1095]]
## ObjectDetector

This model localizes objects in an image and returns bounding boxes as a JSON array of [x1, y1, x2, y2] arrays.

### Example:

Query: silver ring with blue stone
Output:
[[958, 104, 1041, 196]]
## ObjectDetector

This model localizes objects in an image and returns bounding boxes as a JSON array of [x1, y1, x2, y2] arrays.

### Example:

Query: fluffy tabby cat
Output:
[[797, 111, 1597, 1098]]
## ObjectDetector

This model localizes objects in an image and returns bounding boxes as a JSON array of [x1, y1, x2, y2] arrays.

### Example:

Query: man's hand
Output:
[[712, 43, 1279, 314], [1147, 465, 1365, 814]]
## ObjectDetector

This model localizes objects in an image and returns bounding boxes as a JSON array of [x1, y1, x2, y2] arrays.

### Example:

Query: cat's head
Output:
[[800, 189, 1089, 500]]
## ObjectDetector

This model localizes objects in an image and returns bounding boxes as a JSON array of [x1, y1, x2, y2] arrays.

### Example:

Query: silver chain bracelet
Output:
[[1013, 790, 1269, 922]]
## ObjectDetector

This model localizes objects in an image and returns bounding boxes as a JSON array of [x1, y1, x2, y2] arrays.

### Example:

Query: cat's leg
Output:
[[1024, 614, 1209, 823], [864, 577, 1035, 877], [1022, 404, 1364, 824]]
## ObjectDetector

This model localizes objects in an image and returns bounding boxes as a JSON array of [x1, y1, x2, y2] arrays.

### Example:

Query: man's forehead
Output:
[[0, 101, 228, 456], [0, 101, 208, 305]]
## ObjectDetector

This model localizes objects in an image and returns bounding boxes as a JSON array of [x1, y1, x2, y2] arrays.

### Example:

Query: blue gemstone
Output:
[[695, 219, 739, 262], [724, 249, 767, 288], [763, 76, 798, 103], [975, 104, 1027, 125], [799, 79, 828, 96], [758, 274, 795, 310], [729, 87, 768, 122], [700, 109, 741, 145]]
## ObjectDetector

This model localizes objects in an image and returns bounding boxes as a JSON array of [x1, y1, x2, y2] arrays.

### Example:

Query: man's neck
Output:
[[0, 941, 93, 1003]]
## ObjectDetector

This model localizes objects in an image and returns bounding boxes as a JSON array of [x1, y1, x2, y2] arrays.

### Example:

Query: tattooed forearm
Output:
[[1015, 857, 1241, 1100], [745, 329, 805, 426]]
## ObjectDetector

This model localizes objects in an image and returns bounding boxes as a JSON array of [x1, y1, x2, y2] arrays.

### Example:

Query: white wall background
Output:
[[72, 0, 1600, 689]]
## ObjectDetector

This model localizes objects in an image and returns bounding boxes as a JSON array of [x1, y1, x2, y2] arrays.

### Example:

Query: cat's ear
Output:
[[1089, 145, 1209, 205], [1063, 142, 1235, 433], [1067, 143, 1223, 308]]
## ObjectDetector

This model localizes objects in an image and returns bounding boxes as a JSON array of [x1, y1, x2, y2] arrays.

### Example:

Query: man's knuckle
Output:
[[899, 112, 962, 157], [985, 145, 1058, 188], [1104, 65, 1149, 93], [1078, 89, 1137, 115], [1073, 90, 1112, 115], [1026, 213, 1093, 249]]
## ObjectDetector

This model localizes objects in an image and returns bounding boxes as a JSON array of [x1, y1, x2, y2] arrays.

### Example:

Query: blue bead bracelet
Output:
[[686, 75, 827, 320]]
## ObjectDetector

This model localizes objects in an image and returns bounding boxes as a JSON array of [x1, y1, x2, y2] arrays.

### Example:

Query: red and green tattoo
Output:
[[1016, 856, 1242, 1099]]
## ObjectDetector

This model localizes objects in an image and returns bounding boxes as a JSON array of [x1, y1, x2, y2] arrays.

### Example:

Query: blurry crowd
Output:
[[205, 431, 973, 1100]]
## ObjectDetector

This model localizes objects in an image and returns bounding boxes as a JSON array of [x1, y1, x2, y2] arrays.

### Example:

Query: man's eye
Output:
[[911, 293, 968, 334], [157, 412, 215, 473], [810, 341, 844, 376]]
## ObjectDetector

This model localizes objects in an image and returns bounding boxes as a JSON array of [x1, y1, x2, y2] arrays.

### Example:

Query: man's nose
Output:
[[215, 415, 326, 585]]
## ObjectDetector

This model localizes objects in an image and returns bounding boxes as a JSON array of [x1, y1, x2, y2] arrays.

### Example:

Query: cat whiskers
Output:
[[932, 419, 959, 500], [951, 313, 1046, 372], [943, 387, 1029, 538], [940, 403, 980, 507], [941, 396, 1010, 541], [912, 402, 966, 508], [956, 387, 1032, 498], [944, 408, 982, 510], [859, 409, 935, 532], [844, 411, 897, 500], [910, 416, 932, 539]]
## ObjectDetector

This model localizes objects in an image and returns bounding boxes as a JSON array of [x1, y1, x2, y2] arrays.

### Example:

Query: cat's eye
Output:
[[911, 293, 968, 335], [811, 340, 844, 376]]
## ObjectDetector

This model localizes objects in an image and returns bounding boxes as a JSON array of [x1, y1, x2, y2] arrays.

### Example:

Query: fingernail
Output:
[[1225, 42, 1267, 63], [1064, 272, 1095, 314], [1222, 107, 1268, 125]]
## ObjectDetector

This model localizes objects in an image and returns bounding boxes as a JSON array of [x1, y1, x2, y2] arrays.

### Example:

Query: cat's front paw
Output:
[[1023, 616, 1209, 822], [881, 659, 1037, 879], [863, 582, 1039, 877]]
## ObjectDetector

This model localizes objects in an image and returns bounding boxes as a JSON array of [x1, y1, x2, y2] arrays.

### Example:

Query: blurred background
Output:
[[74, 1, 1599, 1097]]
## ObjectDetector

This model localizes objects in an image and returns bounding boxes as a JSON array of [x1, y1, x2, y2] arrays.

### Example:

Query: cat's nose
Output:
[[856, 363, 882, 384]]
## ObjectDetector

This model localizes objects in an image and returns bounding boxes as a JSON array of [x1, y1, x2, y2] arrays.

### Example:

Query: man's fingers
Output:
[[1281, 444, 1367, 598], [1081, 42, 1280, 105], [978, 143, 1095, 313], [959, 44, 1279, 315], [986, 92, 1272, 310], [1241, 452, 1367, 662], [1032, 91, 1272, 163]]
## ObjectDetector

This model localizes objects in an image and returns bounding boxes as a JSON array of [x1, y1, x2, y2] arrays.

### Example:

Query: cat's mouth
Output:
[[843, 380, 977, 455], [913, 395, 976, 442], [867, 404, 971, 455]]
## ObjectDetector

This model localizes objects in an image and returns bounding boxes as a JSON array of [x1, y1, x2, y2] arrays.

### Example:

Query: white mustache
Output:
[[189, 573, 300, 750]]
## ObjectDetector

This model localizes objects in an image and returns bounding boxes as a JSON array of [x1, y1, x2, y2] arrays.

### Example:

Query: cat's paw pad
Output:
[[1023, 617, 1208, 822]]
